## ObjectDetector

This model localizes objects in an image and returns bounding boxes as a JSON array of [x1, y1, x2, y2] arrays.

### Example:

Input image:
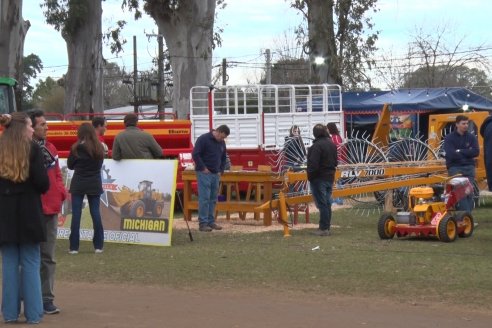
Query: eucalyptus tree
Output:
[[123, 0, 224, 119], [0, 0, 30, 110], [290, 0, 379, 89], [42, 0, 104, 115]]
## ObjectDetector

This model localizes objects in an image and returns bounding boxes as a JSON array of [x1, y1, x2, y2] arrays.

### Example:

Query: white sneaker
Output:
[[95, 249, 104, 254], [68, 250, 78, 255]]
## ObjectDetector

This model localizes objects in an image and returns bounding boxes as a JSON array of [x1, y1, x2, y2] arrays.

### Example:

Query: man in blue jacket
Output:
[[192, 125, 230, 232], [443, 115, 479, 212]]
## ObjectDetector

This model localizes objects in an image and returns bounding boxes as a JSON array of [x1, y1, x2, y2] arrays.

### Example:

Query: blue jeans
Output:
[[70, 194, 104, 251], [448, 165, 475, 212], [310, 179, 334, 231], [196, 171, 220, 226], [1, 243, 43, 323]]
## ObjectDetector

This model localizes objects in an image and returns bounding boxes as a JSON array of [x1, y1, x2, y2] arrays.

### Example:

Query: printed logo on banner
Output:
[[57, 159, 178, 246]]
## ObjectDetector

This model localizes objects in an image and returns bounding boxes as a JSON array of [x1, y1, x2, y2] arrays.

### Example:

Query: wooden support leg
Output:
[[293, 204, 299, 225]]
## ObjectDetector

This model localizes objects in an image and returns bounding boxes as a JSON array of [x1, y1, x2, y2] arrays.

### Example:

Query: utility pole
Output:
[[147, 32, 166, 119], [133, 36, 138, 114], [157, 31, 165, 119], [265, 49, 272, 85], [222, 58, 227, 86]]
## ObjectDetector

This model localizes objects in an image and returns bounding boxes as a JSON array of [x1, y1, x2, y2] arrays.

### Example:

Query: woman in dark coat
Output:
[[0, 112, 49, 324], [67, 123, 105, 254]]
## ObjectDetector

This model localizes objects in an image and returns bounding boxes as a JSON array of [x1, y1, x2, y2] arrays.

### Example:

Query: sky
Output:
[[23, 0, 492, 88]]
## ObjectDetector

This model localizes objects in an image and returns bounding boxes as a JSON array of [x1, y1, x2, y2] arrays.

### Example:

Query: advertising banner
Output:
[[58, 159, 178, 246], [390, 114, 414, 139]]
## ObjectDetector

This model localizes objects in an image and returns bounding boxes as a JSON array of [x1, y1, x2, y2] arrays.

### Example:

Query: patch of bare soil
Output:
[[13, 281, 492, 328], [173, 203, 351, 233], [6, 205, 491, 327]]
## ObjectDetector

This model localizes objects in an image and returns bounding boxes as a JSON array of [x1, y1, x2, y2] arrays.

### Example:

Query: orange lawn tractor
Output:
[[378, 177, 475, 242]]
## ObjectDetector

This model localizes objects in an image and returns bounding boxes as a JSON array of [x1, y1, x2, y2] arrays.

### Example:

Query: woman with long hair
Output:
[[283, 125, 307, 171], [0, 112, 49, 324], [67, 123, 105, 254]]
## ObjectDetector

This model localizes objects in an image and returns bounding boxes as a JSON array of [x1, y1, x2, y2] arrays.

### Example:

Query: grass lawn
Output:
[[49, 197, 492, 310]]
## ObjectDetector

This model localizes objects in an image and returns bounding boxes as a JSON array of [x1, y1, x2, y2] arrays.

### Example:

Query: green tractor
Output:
[[0, 77, 17, 114]]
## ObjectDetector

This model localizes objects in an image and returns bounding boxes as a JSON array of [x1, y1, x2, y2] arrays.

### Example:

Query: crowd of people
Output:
[[0, 110, 486, 324], [0, 112, 164, 324]]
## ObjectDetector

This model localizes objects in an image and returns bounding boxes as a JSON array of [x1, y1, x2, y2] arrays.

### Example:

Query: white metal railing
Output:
[[190, 84, 343, 149]]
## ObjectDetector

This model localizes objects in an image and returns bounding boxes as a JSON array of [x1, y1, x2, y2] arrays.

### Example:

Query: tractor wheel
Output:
[[456, 211, 474, 238], [129, 200, 146, 218], [437, 215, 457, 242], [120, 204, 130, 217], [152, 202, 164, 217], [378, 213, 396, 239]]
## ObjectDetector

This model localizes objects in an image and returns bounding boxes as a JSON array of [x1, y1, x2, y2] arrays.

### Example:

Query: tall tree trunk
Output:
[[0, 0, 30, 110], [306, 0, 341, 84], [63, 0, 103, 115], [147, 0, 216, 119]]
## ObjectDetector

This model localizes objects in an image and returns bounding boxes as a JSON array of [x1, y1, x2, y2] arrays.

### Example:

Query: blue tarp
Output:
[[343, 87, 492, 114], [341, 88, 492, 137]]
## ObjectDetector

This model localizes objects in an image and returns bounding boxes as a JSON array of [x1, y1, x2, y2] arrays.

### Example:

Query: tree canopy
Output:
[[290, 0, 379, 88], [20, 54, 43, 109], [374, 24, 491, 97]]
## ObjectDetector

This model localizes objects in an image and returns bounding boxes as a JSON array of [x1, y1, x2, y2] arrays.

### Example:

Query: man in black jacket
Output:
[[307, 124, 338, 236]]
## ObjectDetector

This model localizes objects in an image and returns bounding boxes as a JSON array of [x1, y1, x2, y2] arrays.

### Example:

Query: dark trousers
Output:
[[310, 179, 334, 231], [69, 194, 104, 251], [40, 214, 58, 302]]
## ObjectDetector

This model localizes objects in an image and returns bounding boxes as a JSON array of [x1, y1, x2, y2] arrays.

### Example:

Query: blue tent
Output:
[[343, 87, 492, 114], [342, 88, 492, 137]]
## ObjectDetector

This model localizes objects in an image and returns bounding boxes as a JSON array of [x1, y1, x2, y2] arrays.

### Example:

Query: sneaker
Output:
[[43, 301, 60, 315], [312, 229, 331, 236], [95, 249, 104, 254], [208, 223, 223, 230], [68, 250, 78, 254], [199, 225, 213, 232]]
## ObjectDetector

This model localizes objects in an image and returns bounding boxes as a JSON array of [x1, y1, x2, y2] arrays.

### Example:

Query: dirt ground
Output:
[[3, 206, 492, 327], [4, 281, 491, 327]]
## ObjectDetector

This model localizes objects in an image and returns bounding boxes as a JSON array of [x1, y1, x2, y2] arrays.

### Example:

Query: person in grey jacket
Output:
[[112, 114, 163, 160]]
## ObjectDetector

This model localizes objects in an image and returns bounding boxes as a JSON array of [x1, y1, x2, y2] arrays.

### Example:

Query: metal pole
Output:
[[133, 35, 138, 114], [157, 32, 165, 119], [222, 58, 227, 86], [208, 86, 214, 131], [265, 49, 272, 85]]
